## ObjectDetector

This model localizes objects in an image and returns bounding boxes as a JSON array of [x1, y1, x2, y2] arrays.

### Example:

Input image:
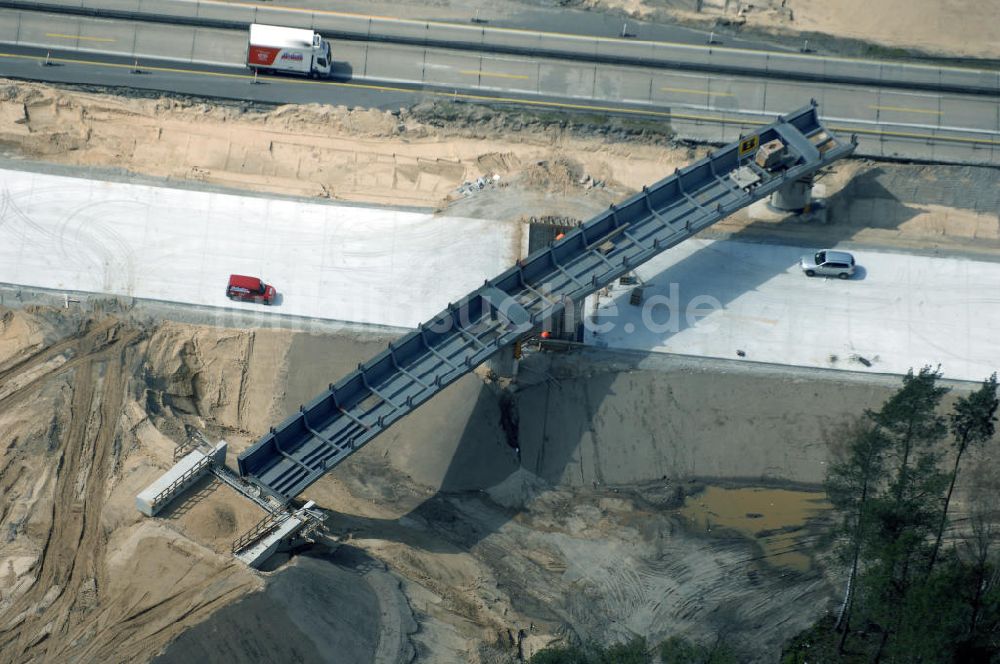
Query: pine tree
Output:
[[824, 419, 890, 652], [796, 368, 1000, 659], [928, 373, 999, 573], [862, 366, 950, 660]]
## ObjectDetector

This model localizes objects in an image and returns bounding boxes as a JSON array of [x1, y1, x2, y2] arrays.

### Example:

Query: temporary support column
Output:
[[562, 297, 585, 341]]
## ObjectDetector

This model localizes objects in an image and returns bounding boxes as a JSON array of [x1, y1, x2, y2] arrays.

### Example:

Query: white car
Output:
[[800, 250, 856, 279]]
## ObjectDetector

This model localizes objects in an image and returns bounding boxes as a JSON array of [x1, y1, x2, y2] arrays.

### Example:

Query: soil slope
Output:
[[0, 307, 288, 663]]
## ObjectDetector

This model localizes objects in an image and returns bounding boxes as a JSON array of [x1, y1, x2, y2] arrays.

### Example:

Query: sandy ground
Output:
[[0, 81, 669, 211], [1, 303, 996, 663], [0, 305, 831, 663], [565, 0, 1000, 59], [0, 307, 290, 663]]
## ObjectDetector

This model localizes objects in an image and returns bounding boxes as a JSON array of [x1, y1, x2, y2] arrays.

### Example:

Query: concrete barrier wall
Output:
[[5, 0, 999, 95], [6, 6, 246, 65], [316, 10, 1000, 96]]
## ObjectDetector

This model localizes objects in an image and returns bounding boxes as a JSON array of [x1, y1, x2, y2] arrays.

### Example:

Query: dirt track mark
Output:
[[367, 567, 418, 664], [236, 331, 254, 432], [0, 320, 141, 662], [0, 318, 119, 396], [70, 569, 251, 663]]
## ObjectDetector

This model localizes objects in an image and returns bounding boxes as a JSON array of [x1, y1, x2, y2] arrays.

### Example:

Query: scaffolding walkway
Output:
[[210, 463, 282, 514], [237, 102, 856, 503]]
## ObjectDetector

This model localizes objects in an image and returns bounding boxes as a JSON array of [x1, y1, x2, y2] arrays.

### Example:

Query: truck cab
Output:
[[312, 33, 332, 78]]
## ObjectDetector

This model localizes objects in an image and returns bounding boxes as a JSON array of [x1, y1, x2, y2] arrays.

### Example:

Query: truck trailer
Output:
[[247, 24, 332, 78]]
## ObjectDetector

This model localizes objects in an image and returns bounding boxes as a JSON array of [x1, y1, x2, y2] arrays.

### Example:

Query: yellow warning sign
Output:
[[738, 135, 760, 157]]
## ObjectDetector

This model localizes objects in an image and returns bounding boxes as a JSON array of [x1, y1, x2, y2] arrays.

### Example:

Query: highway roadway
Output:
[[0, 167, 519, 329], [8, 0, 997, 96], [587, 237, 1000, 383], [3, 165, 997, 383], [1, 7, 998, 166]]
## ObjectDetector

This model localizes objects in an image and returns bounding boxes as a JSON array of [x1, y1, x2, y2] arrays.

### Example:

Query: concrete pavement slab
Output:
[[584, 237, 1000, 382], [2, 168, 996, 382], [0, 168, 519, 328]]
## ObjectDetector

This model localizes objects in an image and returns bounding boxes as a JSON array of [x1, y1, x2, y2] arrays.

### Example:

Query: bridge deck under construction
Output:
[[237, 102, 856, 502]]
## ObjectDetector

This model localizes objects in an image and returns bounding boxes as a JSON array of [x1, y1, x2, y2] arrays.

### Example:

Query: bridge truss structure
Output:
[[237, 101, 856, 502]]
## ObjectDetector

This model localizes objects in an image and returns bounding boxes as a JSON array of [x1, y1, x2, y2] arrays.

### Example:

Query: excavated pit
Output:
[[1, 218, 997, 661], [3, 291, 999, 663]]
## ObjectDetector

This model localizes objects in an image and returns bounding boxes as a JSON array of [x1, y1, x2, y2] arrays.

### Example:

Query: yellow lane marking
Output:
[[460, 70, 530, 80], [45, 33, 116, 43], [829, 123, 997, 146], [2, 51, 996, 148], [661, 86, 734, 97], [870, 104, 942, 116]]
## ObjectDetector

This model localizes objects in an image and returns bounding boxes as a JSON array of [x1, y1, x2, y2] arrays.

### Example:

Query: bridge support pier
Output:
[[135, 440, 227, 517], [487, 344, 519, 380], [770, 175, 814, 213], [543, 297, 584, 342]]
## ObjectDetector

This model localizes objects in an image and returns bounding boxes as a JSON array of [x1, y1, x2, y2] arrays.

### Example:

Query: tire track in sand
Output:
[[0, 320, 141, 662]]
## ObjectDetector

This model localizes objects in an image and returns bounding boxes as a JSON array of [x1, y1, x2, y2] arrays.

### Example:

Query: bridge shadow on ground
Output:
[[307, 379, 519, 555], [158, 473, 218, 520], [589, 167, 919, 344]]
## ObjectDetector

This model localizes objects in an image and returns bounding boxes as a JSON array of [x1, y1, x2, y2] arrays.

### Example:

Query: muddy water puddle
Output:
[[679, 486, 831, 571]]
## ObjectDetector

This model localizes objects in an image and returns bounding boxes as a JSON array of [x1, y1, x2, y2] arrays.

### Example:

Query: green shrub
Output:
[[529, 637, 652, 664], [529, 645, 592, 664], [659, 636, 738, 664], [603, 636, 651, 664]]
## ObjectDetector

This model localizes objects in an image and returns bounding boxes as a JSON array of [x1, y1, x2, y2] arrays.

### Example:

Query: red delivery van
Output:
[[226, 275, 276, 305]]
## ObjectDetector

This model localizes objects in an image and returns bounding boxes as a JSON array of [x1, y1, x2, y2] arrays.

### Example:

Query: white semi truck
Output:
[[247, 24, 332, 78]]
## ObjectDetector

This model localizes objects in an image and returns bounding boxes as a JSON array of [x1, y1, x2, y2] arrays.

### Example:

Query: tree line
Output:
[[786, 366, 1000, 662]]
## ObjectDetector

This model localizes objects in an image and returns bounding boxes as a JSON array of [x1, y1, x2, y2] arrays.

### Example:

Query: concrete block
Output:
[[135, 440, 227, 516], [234, 501, 315, 568]]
